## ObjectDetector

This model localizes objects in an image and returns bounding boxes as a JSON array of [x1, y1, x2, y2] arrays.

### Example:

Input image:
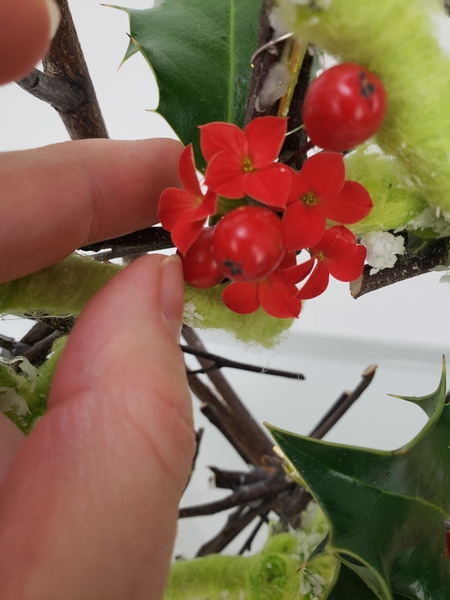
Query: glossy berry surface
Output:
[[212, 206, 285, 282], [177, 227, 224, 288], [303, 62, 387, 151]]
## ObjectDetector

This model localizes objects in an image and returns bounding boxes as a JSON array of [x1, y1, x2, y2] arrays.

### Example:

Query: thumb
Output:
[[0, 254, 194, 600], [0, 0, 61, 85]]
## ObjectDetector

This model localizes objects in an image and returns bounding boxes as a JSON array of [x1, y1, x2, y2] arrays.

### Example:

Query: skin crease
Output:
[[0, 2, 195, 598]]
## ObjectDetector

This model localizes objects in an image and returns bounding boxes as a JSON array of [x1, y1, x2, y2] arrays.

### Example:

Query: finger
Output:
[[0, 254, 194, 599], [0, 138, 182, 282], [0, 0, 60, 85], [0, 415, 26, 485]]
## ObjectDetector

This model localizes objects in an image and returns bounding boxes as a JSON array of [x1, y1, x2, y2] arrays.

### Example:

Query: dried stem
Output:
[[180, 479, 294, 518], [79, 227, 175, 259], [351, 237, 450, 299], [17, 0, 107, 140], [182, 345, 304, 379], [182, 327, 276, 464], [309, 364, 377, 439]]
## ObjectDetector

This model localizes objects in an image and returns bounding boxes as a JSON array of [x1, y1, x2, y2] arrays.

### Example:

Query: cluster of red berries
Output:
[[158, 63, 386, 319]]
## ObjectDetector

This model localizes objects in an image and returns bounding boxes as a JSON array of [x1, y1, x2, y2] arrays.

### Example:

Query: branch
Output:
[[351, 237, 450, 298], [308, 364, 377, 439], [182, 327, 276, 464], [17, 0, 107, 140], [182, 345, 304, 379], [79, 227, 175, 258]]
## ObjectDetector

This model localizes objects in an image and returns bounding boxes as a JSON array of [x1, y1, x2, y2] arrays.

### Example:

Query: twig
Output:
[[196, 497, 285, 557], [209, 466, 268, 491], [182, 327, 276, 463], [309, 364, 377, 439], [179, 479, 293, 518], [79, 227, 174, 258], [350, 237, 450, 299], [182, 345, 304, 379], [238, 514, 269, 555], [17, 0, 107, 140]]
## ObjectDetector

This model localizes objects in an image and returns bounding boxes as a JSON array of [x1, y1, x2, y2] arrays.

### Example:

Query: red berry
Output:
[[177, 227, 224, 288], [303, 63, 387, 151], [212, 206, 285, 283]]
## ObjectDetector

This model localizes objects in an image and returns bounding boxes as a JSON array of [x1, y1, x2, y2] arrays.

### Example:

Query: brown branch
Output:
[[309, 364, 377, 439], [79, 227, 175, 258], [17, 0, 107, 140], [351, 237, 450, 299], [179, 479, 293, 518], [182, 345, 304, 379], [182, 327, 276, 464], [208, 466, 268, 491]]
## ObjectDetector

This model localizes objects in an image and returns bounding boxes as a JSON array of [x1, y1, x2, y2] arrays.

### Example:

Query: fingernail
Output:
[[43, 0, 61, 40], [160, 255, 184, 341]]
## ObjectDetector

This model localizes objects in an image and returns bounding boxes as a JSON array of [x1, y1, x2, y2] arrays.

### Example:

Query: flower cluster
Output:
[[158, 116, 372, 319]]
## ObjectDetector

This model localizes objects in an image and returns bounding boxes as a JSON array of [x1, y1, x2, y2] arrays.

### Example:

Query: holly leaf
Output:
[[111, 0, 261, 169], [268, 361, 450, 599]]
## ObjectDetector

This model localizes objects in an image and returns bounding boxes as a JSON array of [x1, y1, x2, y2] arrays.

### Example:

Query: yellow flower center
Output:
[[242, 157, 254, 173], [302, 191, 317, 206]]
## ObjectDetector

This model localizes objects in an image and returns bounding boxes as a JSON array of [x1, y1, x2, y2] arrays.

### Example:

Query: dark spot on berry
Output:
[[224, 259, 243, 276], [359, 72, 376, 98]]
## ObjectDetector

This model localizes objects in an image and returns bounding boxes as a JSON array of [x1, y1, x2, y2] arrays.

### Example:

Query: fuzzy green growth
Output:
[[344, 146, 427, 234], [165, 503, 335, 600], [184, 284, 294, 348], [278, 0, 450, 214], [0, 336, 66, 433], [0, 254, 122, 318]]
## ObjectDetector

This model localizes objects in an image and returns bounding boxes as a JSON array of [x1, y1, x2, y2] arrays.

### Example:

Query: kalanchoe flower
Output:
[[222, 253, 304, 319], [200, 116, 292, 209], [158, 144, 217, 255], [282, 225, 366, 299], [282, 152, 373, 251]]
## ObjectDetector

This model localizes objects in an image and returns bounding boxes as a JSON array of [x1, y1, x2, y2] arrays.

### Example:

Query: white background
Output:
[[1, 1, 450, 557]]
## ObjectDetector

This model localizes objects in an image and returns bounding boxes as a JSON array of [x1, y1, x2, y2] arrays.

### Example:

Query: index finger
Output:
[[0, 138, 182, 283]]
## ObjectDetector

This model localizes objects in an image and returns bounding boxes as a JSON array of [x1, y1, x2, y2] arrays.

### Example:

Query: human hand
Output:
[[0, 2, 194, 598]]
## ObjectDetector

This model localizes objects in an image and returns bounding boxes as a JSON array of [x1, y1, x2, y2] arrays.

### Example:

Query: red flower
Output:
[[282, 152, 373, 251], [200, 117, 292, 209], [282, 225, 366, 299], [222, 253, 303, 318], [158, 145, 217, 255]]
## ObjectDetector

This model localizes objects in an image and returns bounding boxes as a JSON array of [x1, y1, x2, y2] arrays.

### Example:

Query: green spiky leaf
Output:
[[268, 361, 450, 599], [112, 0, 261, 169]]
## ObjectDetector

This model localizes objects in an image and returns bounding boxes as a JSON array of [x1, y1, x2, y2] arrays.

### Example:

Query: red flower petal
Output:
[[300, 152, 345, 200], [200, 122, 247, 163], [172, 218, 206, 256], [204, 151, 246, 198], [326, 244, 366, 281], [258, 278, 301, 318], [178, 145, 202, 197], [296, 261, 330, 299], [280, 257, 315, 285], [311, 225, 357, 261], [322, 180, 373, 224], [158, 188, 200, 231], [282, 201, 326, 251], [190, 189, 218, 221], [222, 281, 260, 314], [245, 116, 287, 169], [242, 163, 291, 208]]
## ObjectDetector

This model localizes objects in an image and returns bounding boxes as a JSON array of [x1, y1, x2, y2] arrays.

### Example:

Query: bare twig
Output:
[[180, 479, 293, 518], [351, 237, 450, 298], [182, 345, 304, 379], [182, 327, 276, 463], [209, 466, 268, 491], [238, 515, 268, 555], [79, 227, 175, 258], [309, 364, 377, 439], [17, 0, 107, 140]]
